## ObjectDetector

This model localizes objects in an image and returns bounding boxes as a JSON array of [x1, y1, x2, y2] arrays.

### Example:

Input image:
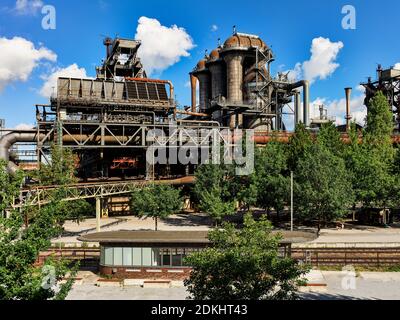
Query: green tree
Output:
[[364, 91, 394, 153], [184, 214, 308, 300], [30, 145, 92, 225], [0, 159, 23, 214], [0, 161, 77, 300], [254, 142, 289, 220], [33, 144, 77, 186], [193, 164, 236, 226], [130, 184, 183, 230], [317, 122, 345, 158], [346, 92, 396, 211], [295, 144, 354, 234], [287, 123, 313, 171]]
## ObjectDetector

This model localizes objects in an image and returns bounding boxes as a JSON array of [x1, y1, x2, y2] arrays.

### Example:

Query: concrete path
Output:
[[66, 270, 400, 300]]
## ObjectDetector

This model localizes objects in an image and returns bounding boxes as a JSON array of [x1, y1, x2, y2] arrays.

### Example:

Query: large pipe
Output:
[[175, 110, 209, 118], [190, 74, 197, 112], [345, 87, 352, 131], [294, 91, 302, 125], [288, 80, 310, 126], [196, 73, 211, 113], [0, 131, 44, 173]]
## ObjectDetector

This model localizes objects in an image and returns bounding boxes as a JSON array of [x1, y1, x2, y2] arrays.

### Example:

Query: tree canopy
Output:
[[130, 184, 183, 230], [295, 144, 354, 233], [193, 164, 237, 225], [184, 214, 308, 300], [0, 159, 78, 300]]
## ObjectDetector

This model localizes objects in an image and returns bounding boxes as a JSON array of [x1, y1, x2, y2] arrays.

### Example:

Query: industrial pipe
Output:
[[294, 91, 302, 125], [175, 110, 210, 118], [190, 74, 198, 113], [0, 131, 44, 173], [288, 80, 310, 126]]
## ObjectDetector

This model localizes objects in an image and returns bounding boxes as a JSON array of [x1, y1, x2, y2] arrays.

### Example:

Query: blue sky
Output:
[[0, 0, 400, 129]]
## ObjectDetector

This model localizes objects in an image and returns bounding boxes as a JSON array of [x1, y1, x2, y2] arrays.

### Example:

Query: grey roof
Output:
[[78, 230, 317, 245], [78, 231, 210, 244]]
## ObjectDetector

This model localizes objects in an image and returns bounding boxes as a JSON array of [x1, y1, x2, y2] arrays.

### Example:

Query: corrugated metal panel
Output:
[[136, 82, 148, 100], [157, 84, 168, 101], [58, 78, 70, 97], [81, 79, 92, 97], [92, 81, 103, 98], [126, 82, 138, 100], [69, 79, 81, 97], [147, 83, 158, 100], [104, 82, 114, 99], [114, 82, 125, 100]]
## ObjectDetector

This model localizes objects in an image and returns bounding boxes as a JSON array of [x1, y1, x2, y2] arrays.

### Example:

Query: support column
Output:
[[96, 197, 101, 232], [102, 198, 109, 218]]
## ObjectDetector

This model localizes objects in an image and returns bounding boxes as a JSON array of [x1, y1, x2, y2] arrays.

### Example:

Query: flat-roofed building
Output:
[[78, 230, 316, 280]]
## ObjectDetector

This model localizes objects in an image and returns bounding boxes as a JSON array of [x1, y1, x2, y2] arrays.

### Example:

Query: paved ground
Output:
[[65, 270, 400, 300], [53, 214, 400, 246], [312, 227, 400, 244], [301, 271, 400, 300], [53, 213, 212, 245]]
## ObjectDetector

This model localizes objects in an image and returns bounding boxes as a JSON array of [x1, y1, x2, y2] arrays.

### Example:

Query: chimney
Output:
[[345, 87, 352, 131]]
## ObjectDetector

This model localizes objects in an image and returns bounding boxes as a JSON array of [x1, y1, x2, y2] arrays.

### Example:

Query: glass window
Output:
[[100, 246, 105, 265], [172, 248, 182, 267], [104, 247, 113, 266], [162, 249, 171, 266], [133, 248, 142, 266], [123, 248, 133, 266], [142, 248, 152, 266], [152, 249, 161, 267], [114, 247, 123, 266]]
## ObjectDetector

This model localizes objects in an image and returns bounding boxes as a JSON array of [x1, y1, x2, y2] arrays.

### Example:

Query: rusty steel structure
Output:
[[361, 64, 400, 132], [189, 31, 310, 131]]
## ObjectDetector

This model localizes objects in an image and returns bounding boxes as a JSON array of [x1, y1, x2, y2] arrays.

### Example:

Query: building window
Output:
[[133, 248, 142, 266], [100, 246, 202, 268], [123, 248, 132, 266], [104, 247, 113, 266], [114, 247, 123, 266]]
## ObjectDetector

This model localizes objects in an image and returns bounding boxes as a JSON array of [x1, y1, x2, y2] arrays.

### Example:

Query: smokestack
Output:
[[345, 87, 352, 131], [103, 37, 112, 59]]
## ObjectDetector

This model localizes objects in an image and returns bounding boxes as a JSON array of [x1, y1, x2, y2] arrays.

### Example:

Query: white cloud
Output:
[[134, 16, 195, 76], [211, 25, 218, 32], [15, 123, 34, 130], [394, 62, 400, 70], [0, 36, 56, 92], [288, 37, 344, 84], [15, 0, 43, 15], [40, 64, 88, 97]]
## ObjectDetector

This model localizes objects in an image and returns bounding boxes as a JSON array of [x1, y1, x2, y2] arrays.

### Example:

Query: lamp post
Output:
[[291, 171, 294, 232]]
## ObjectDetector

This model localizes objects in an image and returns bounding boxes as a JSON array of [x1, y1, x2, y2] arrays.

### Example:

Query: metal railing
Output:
[[292, 247, 400, 267], [13, 177, 194, 209]]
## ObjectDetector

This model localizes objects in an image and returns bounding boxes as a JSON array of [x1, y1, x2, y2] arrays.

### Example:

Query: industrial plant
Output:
[[1, 29, 400, 215]]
